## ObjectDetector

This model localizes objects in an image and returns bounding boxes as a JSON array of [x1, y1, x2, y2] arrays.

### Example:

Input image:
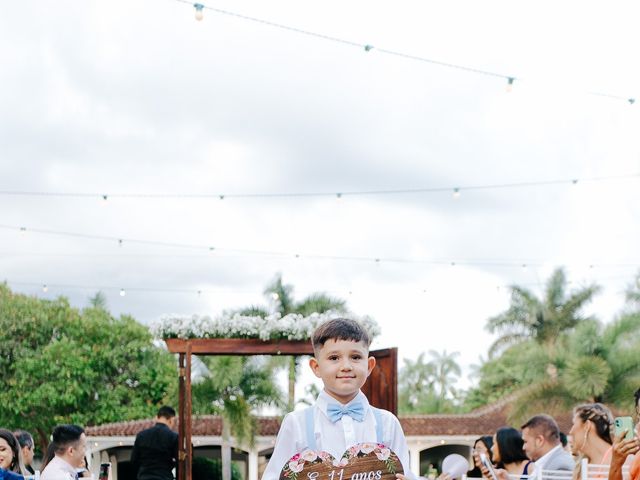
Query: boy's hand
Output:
[[395, 474, 409, 480]]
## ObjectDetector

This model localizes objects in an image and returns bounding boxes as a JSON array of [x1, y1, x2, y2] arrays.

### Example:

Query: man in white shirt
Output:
[[41, 425, 87, 480], [521, 415, 575, 472]]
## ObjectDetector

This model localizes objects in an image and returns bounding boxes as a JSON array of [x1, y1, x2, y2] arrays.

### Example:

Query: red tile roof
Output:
[[85, 399, 575, 438]]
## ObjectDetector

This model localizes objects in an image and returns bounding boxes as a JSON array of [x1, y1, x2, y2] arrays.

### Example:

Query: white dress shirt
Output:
[[261, 390, 414, 480], [40, 456, 78, 480]]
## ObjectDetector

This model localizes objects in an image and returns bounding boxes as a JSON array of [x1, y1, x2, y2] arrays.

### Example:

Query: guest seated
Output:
[[490, 427, 531, 477], [569, 403, 614, 465], [469, 436, 494, 478]]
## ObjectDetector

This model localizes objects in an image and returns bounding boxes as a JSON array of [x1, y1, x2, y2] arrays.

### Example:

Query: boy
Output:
[[262, 318, 414, 480]]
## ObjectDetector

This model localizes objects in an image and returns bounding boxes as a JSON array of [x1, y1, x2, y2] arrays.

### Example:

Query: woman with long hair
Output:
[[469, 436, 494, 478], [0, 429, 25, 479], [491, 427, 530, 476]]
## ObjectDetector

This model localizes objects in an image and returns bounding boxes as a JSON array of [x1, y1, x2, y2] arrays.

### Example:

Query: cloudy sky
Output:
[[1, 0, 639, 392]]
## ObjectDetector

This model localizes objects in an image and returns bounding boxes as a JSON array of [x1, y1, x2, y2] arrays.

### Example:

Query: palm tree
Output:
[[192, 356, 283, 480], [88, 291, 108, 310], [238, 274, 347, 411], [398, 351, 462, 414], [486, 267, 600, 356], [625, 272, 640, 307], [428, 349, 462, 401], [504, 313, 640, 423]]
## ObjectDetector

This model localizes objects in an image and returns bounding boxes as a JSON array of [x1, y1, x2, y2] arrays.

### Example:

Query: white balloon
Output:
[[442, 453, 469, 479]]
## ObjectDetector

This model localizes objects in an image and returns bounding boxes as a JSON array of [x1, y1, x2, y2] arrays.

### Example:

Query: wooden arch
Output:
[[165, 338, 398, 480]]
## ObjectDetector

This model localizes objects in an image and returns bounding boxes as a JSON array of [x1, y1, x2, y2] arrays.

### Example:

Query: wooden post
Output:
[[185, 343, 193, 480], [178, 353, 186, 480]]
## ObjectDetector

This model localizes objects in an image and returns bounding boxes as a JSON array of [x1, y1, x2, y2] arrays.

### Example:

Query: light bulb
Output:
[[452, 188, 461, 199], [506, 77, 515, 93], [42, 284, 48, 293], [120, 288, 126, 297], [194, 3, 204, 21]]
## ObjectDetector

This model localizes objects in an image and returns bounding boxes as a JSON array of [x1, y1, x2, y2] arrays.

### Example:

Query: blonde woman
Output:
[[569, 403, 614, 480]]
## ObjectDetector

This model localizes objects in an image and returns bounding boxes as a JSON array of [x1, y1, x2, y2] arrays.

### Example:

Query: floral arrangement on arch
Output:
[[152, 311, 381, 341], [341, 443, 398, 474], [282, 450, 334, 480]]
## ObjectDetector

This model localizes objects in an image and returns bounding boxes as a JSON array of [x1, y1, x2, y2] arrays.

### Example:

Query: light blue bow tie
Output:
[[327, 401, 365, 423]]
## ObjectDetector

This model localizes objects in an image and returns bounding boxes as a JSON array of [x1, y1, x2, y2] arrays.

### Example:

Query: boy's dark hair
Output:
[[634, 387, 640, 406], [13, 430, 33, 449], [311, 318, 371, 352], [495, 427, 529, 466], [521, 414, 560, 442], [52, 425, 84, 453], [157, 405, 176, 419]]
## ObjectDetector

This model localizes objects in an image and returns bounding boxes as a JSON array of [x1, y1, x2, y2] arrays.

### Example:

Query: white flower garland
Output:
[[152, 311, 381, 341]]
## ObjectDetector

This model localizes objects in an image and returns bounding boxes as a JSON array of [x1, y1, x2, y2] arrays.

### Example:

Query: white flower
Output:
[[289, 461, 304, 473], [151, 312, 380, 342], [375, 448, 390, 461], [301, 450, 318, 462], [360, 443, 376, 454]]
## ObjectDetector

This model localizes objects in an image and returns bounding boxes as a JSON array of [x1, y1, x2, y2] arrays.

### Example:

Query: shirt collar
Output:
[[535, 444, 562, 468]]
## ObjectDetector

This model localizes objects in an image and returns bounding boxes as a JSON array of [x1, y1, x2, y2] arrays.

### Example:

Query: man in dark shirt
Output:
[[131, 406, 179, 480]]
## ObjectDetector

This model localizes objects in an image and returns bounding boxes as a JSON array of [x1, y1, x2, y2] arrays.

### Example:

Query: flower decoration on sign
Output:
[[282, 450, 334, 480], [341, 443, 398, 474], [152, 311, 380, 341]]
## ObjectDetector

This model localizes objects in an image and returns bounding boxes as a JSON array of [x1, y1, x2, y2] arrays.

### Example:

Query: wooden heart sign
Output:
[[279, 443, 403, 480]]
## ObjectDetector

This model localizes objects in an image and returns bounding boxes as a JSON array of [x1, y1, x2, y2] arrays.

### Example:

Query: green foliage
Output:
[[192, 457, 242, 480], [192, 356, 283, 447], [0, 284, 177, 448], [399, 351, 463, 414], [486, 268, 600, 356], [468, 305, 640, 421]]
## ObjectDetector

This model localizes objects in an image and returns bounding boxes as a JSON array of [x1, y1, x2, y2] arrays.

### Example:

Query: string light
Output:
[[194, 3, 204, 21], [172, 0, 635, 102], [4, 273, 635, 302], [506, 77, 515, 93], [1, 223, 639, 269], [0, 173, 636, 201], [42, 284, 48, 292], [452, 188, 461, 199]]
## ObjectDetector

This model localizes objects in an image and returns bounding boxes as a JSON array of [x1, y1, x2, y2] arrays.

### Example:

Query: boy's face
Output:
[[309, 338, 376, 404]]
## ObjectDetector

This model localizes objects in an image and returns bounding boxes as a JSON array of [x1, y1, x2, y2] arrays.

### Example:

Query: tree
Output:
[[398, 351, 462, 414], [429, 349, 462, 401], [88, 291, 108, 310], [486, 267, 600, 356], [192, 356, 283, 480], [236, 273, 347, 411], [0, 284, 177, 450], [625, 272, 640, 308], [467, 307, 640, 421]]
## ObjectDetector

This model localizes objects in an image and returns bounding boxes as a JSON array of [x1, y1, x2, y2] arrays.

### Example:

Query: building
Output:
[[85, 399, 574, 480]]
